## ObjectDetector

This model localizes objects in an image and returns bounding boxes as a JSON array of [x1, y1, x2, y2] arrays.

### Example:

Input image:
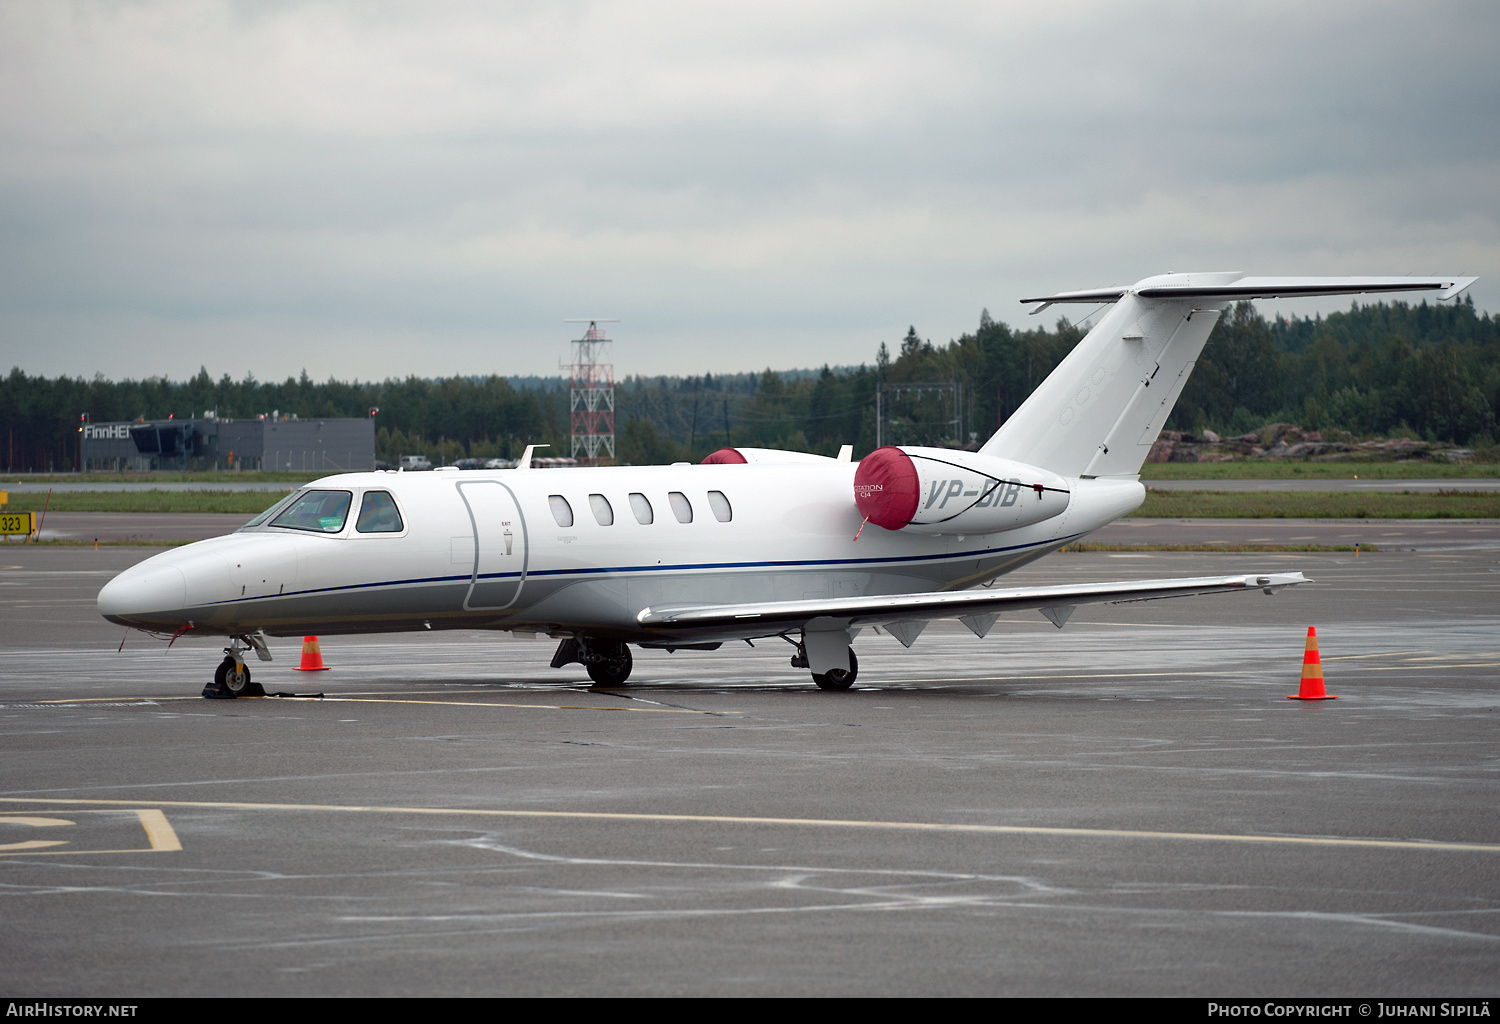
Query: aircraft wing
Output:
[[638, 572, 1308, 639]]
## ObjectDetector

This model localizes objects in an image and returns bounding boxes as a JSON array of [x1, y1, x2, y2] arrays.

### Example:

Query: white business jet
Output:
[[98, 272, 1475, 696]]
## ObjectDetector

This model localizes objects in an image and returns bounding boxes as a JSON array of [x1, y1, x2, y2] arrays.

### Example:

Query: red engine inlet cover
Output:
[[700, 448, 748, 464], [853, 446, 920, 529]]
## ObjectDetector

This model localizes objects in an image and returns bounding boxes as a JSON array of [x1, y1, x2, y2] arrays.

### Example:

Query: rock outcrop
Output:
[[1145, 426, 1463, 463]]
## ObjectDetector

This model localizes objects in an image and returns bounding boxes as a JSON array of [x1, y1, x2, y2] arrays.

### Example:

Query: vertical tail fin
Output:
[[981, 288, 1227, 477], [981, 272, 1476, 478]]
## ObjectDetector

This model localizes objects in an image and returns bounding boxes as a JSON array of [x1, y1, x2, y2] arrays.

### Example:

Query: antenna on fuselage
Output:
[[517, 444, 549, 470]]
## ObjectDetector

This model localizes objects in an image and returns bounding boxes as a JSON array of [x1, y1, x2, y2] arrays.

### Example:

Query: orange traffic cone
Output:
[[295, 636, 329, 671], [1289, 626, 1335, 700]]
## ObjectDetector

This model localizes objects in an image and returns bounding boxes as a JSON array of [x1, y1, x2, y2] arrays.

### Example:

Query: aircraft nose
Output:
[[98, 563, 188, 626]]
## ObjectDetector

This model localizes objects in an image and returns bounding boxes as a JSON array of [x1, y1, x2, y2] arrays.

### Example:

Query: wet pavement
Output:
[[0, 546, 1495, 996]]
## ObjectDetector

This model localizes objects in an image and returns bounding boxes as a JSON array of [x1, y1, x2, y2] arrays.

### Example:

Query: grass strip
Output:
[[1134, 489, 1500, 518], [1138, 461, 1500, 480], [9, 472, 315, 485], [3, 490, 284, 514], [1059, 543, 1373, 553]]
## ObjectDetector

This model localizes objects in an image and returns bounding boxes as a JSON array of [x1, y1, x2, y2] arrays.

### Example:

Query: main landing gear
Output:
[[203, 637, 267, 699], [548, 634, 858, 691], [551, 637, 634, 687], [813, 649, 858, 691], [789, 640, 859, 691]]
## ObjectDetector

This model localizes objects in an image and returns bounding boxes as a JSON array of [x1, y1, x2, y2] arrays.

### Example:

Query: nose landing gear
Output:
[[202, 636, 268, 699]]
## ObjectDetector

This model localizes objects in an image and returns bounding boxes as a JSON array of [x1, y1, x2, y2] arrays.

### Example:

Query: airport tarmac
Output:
[[0, 545, 1496, 996], [31, 511, 258, 543], [8, 475, 1500, 495]]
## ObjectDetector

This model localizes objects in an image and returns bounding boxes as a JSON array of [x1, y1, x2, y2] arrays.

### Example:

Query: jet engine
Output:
[[853, 446, 1070, 535]]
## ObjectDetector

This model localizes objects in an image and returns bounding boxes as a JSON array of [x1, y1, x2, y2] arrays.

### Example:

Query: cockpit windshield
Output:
[[242, 490, 302, 529], [268, 490, 354, 533]]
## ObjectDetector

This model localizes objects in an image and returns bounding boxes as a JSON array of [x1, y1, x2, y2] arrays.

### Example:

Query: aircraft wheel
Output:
[[812, 648, 858, 691], [223, 661, 263, 697], [586, 644, 633, 687], [204, 657, 237, 699]]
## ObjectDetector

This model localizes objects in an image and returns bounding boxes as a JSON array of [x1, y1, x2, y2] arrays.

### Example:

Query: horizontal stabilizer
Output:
[[639, 572, 1308, 637], [1023, 274, 1475, 313]]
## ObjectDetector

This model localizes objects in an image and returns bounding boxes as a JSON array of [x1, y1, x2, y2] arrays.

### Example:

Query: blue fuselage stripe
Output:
[[208, 532, 1085, 607]]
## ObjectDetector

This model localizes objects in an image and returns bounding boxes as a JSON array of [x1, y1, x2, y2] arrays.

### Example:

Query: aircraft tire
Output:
[[812, 648, 858, 691], [222, 660, 263, 697], [586, 644, 633, 687], [204, 657, 237, 699]]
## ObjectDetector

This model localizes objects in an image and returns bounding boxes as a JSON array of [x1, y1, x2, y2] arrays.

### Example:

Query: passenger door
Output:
[[456, 481, 528, 610]]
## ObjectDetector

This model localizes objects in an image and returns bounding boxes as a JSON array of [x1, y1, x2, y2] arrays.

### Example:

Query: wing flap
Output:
[[638, 572, 1308, 635]]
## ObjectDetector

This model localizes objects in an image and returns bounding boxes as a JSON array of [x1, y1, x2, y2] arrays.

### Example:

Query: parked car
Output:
[[399, 455, 433, 471], [483, 458, 518, 469], [451, 458, 485, 470]]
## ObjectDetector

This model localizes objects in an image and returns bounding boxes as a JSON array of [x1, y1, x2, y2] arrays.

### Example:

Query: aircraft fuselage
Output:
[[97, 462, 1144, 645]]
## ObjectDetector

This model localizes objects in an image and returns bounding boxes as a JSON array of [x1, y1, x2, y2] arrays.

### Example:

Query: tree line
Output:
[[3, 296, 1495, 472]]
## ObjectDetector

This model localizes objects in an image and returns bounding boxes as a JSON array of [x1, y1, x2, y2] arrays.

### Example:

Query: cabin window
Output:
[[629, 492, 653, 525], [548, 495, 574, 528], [355, 490, 404, 533], [589, 494, 614, 526], [707, 490, 732, 522], [270, 489, 353, 533], [668, 491, 693, 523]]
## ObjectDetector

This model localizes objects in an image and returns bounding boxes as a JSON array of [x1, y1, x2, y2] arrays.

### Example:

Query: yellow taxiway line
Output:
[[0, 808, 182, 856], [0, 797, 1495, 855]]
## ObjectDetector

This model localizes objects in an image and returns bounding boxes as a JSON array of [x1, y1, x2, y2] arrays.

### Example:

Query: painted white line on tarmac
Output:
[[2, 797, 1496, 854]]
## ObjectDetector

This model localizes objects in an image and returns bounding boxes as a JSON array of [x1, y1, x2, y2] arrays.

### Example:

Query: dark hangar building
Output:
[[81, 415, 375, 473]]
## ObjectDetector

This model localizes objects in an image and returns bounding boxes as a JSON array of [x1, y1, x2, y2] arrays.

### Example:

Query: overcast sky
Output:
[[2, 1, 1497, 384]]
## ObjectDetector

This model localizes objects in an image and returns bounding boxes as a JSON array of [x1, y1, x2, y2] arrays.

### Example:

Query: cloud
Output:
[[1, 0, 1496, 380]]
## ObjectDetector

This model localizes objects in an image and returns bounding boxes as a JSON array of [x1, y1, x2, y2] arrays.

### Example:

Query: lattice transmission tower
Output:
[[564, 318, 617, 466]]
